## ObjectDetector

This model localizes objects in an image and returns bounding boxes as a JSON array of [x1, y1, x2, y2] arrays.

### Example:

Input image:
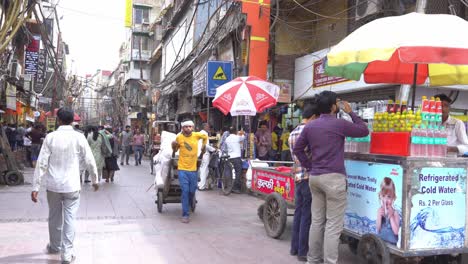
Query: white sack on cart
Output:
[[246, 159, 269, 189], [153, 131, 178, 189]]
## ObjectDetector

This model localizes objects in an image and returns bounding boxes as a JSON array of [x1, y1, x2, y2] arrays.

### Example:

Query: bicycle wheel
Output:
[[221, 161, 234, 195]]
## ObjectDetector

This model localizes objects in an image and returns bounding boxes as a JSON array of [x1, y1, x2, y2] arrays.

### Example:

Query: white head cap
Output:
[[181, 120, 194, 127]]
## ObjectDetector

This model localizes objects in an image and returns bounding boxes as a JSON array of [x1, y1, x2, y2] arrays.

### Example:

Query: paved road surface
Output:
[[0, 160, 359, 264]]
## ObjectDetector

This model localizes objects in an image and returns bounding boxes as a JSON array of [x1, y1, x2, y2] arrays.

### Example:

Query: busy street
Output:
[[0, 162, 360, 264], [2, 0, 468, 264]]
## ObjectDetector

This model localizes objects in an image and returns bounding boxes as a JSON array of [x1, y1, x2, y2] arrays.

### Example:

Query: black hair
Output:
[[98, 125, 104, 130], [222, 126, 229, 132], [125, 125, 131, 129], [317, 91, 338, 114], [302, 97, 319, 119], [434, 93, 452, 104], [229, 126, 237, 134], [57, 108, 74, 125], [259, 120, 268, 127], [89, 126, 99, 141]]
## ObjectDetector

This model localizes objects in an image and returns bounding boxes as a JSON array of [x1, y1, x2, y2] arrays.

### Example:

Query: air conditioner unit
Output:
[[355, 0, 383, 21], [9, 60, 22, 80], [142, 19, 150, 24]]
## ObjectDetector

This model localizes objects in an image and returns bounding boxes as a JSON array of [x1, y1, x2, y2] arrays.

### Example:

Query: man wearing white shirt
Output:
[[198, 123, 216, 190], [31, 108, 99, 264], [435, 94, 468, 155], [225, 127, 245, 193]]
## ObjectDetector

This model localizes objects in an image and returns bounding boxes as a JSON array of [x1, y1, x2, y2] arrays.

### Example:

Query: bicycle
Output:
[[206, 150, 235, 195]]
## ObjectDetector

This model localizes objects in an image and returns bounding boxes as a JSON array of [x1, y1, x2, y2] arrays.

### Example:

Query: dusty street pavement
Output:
[[0, 160, 359, 264]]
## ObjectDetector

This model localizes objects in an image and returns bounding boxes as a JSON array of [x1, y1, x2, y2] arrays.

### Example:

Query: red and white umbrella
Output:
[[212, 76, 280, 116]]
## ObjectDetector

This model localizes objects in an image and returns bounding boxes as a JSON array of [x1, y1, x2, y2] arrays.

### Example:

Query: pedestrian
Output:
[[26, 124, 45, 168], [102, 127, 120, 183], [132, 128, 145, 166], [198, 123, 216, 190], [87, 126, 105, 182], [280, 125, 293, 162], [255, 121, 272, 161], [5, 123, 17, 151], [119, 125, 133, 165], [31, 107, 99, 264], [171, 120, 207, 223], [225, 126, 245, 194], [289, 102, 319, 262], [293, 91, 369, 264], [219, 126, 230, 155], [16, 123, 25, 149]]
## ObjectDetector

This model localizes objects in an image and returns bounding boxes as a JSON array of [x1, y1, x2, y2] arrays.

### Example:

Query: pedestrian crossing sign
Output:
[[213, 66, 227, 80]]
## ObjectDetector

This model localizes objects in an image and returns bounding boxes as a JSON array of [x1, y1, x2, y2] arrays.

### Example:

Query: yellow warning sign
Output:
[[213, 66, 227, 80]]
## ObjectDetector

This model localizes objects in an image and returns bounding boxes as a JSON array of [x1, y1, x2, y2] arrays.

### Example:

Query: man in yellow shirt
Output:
[[172, 120, 207, 223], [280, 126, 293, 162]]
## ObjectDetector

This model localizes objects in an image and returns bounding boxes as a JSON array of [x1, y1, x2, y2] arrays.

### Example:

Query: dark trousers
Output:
[[229, 157, 243, 191], [291, 179, 312, 257]]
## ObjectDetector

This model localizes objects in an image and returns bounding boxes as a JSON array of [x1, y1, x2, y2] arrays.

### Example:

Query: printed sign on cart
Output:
[[251, 169, 294, 203], [206, 61, 233, 97], [409, 167, 466, 250], [344, 160, 403, 248]]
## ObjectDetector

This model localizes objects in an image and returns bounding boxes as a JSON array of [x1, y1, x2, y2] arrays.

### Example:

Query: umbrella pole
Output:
[[410, 64, 418, 110]]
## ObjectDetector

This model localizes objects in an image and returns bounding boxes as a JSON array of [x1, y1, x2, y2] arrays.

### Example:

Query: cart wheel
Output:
[[357, 234, 390, 264], [157, 191, 163, 213], [263, 192, 287, 239], [257, 204, 264, 221], [191, 194, 197, 213], [4, 171, 23, 186]]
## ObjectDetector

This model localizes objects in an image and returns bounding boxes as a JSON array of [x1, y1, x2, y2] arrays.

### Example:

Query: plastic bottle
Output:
[[387, 99, 394, 113], [428, 96, 436, 122], [420, 124, 428, 157], [421, 96, 429, 122], [411, 125, 420, 157], [435, 97, 442, 124], [440, 126, 448, 157], [427, 125, 435, 157], [432, 126, 441, 157]]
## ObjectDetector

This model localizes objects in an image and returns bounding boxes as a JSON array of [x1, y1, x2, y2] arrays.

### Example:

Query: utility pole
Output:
[[51, 32, 61, 114]]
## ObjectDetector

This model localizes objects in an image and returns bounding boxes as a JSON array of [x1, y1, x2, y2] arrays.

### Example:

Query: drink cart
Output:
[[251, 160, 295, 238], [342, 152, 468, 263]]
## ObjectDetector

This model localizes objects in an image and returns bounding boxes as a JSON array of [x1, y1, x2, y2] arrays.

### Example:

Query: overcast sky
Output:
[[57, 0, 127, 76]]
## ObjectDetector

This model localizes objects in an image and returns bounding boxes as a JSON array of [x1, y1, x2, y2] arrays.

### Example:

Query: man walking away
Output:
[[225, 126, 245, 194], [120, 125, 133, 165], [293, 91, 369, 264], [172, 120, 207, 223], [289, 102, 319, 262], [31, 108, 99, 264]]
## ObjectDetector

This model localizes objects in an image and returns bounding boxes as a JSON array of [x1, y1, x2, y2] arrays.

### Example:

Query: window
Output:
[[134, 8, 149, 24], [132, 35, 149, 50]]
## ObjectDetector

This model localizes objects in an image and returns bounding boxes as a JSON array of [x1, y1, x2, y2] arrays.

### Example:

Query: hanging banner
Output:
[[35, 49, 47, 92], [125, 0, 133, 27], [274, 79, 292, 103], [25, 35, 41, 77], [6, 83, 16, 111], [409, 167, 466, 250]]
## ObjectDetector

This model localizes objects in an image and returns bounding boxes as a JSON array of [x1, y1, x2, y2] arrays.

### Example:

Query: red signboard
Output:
[[251, 168, 295, 203], [313, 58, 348, 88]]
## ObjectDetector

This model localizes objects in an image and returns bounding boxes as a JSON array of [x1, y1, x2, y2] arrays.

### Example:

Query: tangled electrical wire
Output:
[[0, 0, 36, 55]]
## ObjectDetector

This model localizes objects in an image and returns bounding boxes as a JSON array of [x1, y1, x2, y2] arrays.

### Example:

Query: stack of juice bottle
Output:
[[345, 134, 371, 153], [373, 100, 421, 132], [410, 96, 447, 157]]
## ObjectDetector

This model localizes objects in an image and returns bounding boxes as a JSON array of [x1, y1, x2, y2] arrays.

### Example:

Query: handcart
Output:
[[155, 157, 197, 213], [341, 153, 468, 263], [251, 160, 295, 238]]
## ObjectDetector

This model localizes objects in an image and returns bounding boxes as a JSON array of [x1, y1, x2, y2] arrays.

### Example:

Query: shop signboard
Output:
[[274, 79, 292, 103], [313, 58, 347, 88], [25, 35, 40, 77], [251, 168, 294, 203], [344, 160, 404, 248], [409, 167, 466, 250], [6, 83, 16, 110], [35, 49, 47, 92], [46, 117, 56, 132], [206, 61, 232, 97]]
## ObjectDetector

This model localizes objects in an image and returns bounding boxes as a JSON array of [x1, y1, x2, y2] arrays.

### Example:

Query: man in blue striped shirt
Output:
[[289, 101, 319, 262]]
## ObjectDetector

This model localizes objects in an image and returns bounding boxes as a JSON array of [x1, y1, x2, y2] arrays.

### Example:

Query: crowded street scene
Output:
[[2, 0, 468, 264]]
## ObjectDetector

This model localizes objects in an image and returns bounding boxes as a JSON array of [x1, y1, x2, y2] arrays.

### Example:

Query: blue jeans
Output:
[[133, 145, 143, 163], [178, 170, 198, 217], [291, 180, 312, 257]]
